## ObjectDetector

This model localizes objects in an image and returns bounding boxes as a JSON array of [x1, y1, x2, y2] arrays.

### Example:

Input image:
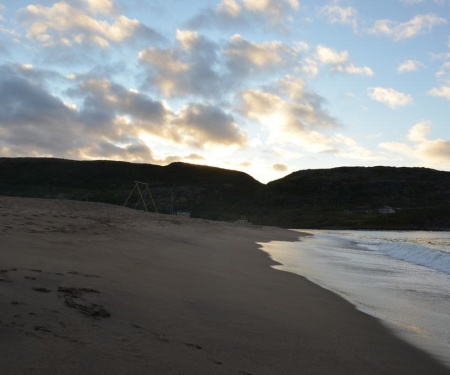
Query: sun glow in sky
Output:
[[0, 0, 449, 182]]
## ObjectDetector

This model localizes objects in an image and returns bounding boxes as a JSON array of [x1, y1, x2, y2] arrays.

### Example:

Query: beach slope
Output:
[[1, 197, 448, 374]]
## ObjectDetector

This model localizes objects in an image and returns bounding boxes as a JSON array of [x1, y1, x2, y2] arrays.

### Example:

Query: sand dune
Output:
[[1, 196, 448, 374]]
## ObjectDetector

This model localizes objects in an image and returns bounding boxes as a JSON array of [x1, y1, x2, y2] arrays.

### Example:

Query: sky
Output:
[[0, 0, 449, 183]]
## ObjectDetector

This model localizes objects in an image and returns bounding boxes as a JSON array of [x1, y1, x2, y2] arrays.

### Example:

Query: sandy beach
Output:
[[1, 196, 449, 374]]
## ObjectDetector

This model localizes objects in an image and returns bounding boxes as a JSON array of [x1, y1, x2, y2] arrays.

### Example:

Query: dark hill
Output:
[[0, 157, 263, 220], [1, 158, 449, 229], [249, 166, 450, 229]]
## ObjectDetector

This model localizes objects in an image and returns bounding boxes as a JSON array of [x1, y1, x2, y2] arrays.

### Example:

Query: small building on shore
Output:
[[378, 206, 396, 214]]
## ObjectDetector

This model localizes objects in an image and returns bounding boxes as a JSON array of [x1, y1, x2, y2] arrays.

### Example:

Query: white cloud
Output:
[[436, 61, 450, 82], [400, 0, 425, 3], [320, 4, 358, 29], [19, 0, 162, 48], [188, 0, 300, 30], [316, 45, 348, 65], [176, 29, 199, 51], [368, 87, 413, 108], [218, 0, 242, 17], [370, 14, 447, 41], [226, 34, 286, 68], [316, 45, 374, 76], [239, 77, 340, 152], [401, 0, 450, 4], [83, 0, 116, 15], [397, 59, 424, 72], [427, 85, 450, 99], [380, 121, 450, 166], [329, 134, 381, 160], [407, 121, 430, 142], [243, 0, 299, 16], [298, 57, 320, 78]]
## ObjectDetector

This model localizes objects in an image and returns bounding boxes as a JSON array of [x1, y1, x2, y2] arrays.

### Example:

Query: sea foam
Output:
[[376, 242, 450, 275]]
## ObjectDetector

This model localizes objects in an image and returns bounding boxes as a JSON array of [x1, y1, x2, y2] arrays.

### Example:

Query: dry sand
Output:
[[1, 196, 449, 375]]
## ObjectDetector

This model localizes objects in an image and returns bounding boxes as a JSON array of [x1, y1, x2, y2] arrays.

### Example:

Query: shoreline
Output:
[[1, 197, 449, 374], [260, 231, 450, 369]]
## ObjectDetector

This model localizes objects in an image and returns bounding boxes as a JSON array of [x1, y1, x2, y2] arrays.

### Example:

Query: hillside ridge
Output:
[[1, 157, 449, 229]]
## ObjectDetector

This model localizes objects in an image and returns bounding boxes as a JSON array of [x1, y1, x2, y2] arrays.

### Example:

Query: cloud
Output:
[[369, 14, 447, 41], [75, 79, 168, 133], [326, 134, 382, 160], [225, 34, 289, 76], [242, 0, 299, 19], [368, 87, 413, 108], [380, 121, 450, 165], [400, 0, 450, 4], [162, 153, 205, 164], [240, 76, 339, 151], [139, 32, 296, 98], [0, 63, 246, 164], [139, 30, 225, 98], [397, 59, 424, 72], [171, 103, 247, 147], [427, 85, 450, 99], [436, 61, 450, 82], [316, 45, 374, 76], [187, 0, 299, 30], [272, 163, 288, 172], [18, 0, 163, 48], [320, 4, 358, 29], [0, 64, 91, 158], [407, 121, 430, 142], [75, 78, 247, 148]]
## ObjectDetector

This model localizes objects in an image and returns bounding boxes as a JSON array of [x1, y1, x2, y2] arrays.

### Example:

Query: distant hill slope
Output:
[[1, 158, 449, 229], [249, 166, 450, 229], [0, 158, 263, 221]]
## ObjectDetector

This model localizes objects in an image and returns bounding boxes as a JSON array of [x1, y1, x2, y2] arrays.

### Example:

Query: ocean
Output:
[[260, 230, 450, 367]]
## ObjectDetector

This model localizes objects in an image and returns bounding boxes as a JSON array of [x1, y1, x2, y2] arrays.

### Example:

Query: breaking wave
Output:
[[376, 242, 450, 275]]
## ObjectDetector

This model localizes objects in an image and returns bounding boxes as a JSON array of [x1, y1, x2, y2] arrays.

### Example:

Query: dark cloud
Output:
[[139, 32, 296, 100], [134, 22, 166, 45], [75, 79, 167, 133], [0, 63, 247, 162], [79, 140, 154, 162], [0, 65, 81, 153], [0, 64, 154, 160], [172, 103, 247, 147], [139, 32, 225, 98], [186, 8, 248, 31]]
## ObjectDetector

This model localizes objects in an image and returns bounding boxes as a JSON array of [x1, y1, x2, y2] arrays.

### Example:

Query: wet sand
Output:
[[1, 196, 449, 374]]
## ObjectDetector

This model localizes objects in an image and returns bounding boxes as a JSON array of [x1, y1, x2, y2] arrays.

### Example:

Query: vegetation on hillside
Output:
[[1, 158, 449, 230]]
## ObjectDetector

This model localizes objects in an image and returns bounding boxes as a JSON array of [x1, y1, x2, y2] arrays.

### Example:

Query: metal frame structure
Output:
[[124, 181, 158, 213]]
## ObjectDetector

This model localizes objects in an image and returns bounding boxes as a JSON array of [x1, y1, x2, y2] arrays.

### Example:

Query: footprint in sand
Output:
[[207, 357, 223, 365], [32, 287, 51, 293], [57, 287, 110, 319], [34, 326, 51, 333], [182, 342, 202, 350], [0, 271, 11, 282]]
